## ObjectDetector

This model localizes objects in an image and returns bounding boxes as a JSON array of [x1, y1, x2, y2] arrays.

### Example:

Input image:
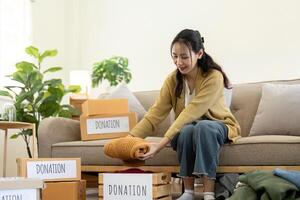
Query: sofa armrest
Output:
[[38, 117, 81, 158]]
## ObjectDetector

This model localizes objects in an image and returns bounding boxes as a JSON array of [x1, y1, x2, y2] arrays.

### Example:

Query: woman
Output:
[[130, 29, 241, 200]]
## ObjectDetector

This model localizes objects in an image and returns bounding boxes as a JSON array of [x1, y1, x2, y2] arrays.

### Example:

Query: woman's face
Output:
[[171, 42, 203, 75]]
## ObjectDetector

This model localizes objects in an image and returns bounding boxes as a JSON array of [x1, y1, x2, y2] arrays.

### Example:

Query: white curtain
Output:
[[0, 0, 32, 86]]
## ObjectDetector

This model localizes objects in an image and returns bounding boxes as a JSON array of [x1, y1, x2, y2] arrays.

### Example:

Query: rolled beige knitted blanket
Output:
[[104, 136, 150, 164]]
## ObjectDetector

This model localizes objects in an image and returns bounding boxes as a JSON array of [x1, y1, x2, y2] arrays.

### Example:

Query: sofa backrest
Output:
[[231, 79, 300, 137], [134, 90, 173, 137], [134, 79, 300, 138]]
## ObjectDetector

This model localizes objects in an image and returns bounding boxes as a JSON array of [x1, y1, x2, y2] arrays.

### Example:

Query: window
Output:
[[0, 0, 32, 86]]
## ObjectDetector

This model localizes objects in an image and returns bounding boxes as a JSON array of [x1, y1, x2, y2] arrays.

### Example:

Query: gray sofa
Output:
[[38, 79, 300, 174]]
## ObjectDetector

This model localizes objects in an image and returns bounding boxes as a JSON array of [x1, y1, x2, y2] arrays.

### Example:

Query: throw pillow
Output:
[[99, 82, 147, 121], [249, 83, 300, 136]]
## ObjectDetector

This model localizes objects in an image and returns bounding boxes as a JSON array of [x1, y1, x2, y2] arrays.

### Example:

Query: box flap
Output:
[[81, 99, 129, 116]]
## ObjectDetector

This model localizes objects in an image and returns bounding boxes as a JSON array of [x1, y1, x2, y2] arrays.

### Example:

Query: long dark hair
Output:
[[171, 29, 231, 98]]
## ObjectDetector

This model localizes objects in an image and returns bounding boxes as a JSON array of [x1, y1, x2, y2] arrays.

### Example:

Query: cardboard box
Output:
[[70, 95, 88, 120], [17, 158, 81, 182], [80, 112, 137, 140], [42, 180, 86, 200], [70, 95, 88, 113], [98, 172, 172, 200], [81, 99, 129, 116], [0, 177, 43, 200], [82, 172, 98, 188]]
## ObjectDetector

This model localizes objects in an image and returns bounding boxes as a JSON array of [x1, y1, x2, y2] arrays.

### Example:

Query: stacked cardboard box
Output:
[[98, 172, 172, 200], [69, 95, 88, 120], [80, 99, 137, 140], [17, 158, 86, 200], [0, 177, 43, 200]]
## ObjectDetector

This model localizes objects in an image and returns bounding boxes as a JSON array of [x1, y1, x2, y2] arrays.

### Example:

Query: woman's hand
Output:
[[138, 142, 160, 160], [138, 137, 171, 160]]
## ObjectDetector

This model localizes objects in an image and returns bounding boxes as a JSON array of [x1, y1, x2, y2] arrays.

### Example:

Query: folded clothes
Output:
[[273, 168, 300, 189], [104, 136, 150, 166], [116, 168, 153, 173]]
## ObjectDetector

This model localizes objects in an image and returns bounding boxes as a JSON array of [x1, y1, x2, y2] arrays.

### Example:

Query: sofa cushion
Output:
[[250, 83, 300, 136], [220, 135, 300, 166], [51, 137, 178, 166], [51, 135, 300, 167]]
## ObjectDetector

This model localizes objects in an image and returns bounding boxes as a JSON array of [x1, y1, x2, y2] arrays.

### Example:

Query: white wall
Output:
[[31, 0, 300, 94], [30, 0, 68, 84]]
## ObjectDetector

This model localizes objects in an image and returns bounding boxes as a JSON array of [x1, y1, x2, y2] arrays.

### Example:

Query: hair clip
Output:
[[201, 37, 204, 43]]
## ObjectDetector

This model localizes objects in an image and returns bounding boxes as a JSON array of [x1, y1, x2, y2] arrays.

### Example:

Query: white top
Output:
[[184, 79, 195, 106]]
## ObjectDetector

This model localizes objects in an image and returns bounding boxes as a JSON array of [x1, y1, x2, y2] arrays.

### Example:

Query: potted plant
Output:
[[0, 46, 81, 157], [91, 56, 132, 88]]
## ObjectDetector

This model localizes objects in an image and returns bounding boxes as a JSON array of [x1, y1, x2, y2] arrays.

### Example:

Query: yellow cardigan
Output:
[[130, 68, 241, 142]]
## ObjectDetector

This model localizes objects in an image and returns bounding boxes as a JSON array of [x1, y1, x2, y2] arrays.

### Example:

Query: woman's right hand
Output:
[[137, 142, 160, 160]]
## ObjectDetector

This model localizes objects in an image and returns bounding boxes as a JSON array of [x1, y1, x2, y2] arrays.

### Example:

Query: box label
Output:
[[87, 116, 130, 134], [26, 160, 77, 180], [0, 189, 37, 200], [103, 173, 152, 200]]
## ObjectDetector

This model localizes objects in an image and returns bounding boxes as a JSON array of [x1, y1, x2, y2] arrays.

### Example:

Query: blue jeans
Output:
[[171, 120, 228, 179]]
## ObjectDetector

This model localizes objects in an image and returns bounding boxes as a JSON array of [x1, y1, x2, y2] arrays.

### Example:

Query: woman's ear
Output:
[[197, 49, 204, 59]]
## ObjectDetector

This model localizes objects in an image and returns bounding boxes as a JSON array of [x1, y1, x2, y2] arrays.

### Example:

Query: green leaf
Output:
[[47, 87, 64, 101], [19, 129, 32, 137], [16, 61, 37, 71], [44, 79, 62, 87], [15, 89, 34, 105], [43, 66, 62, 74], [38, 101, 60, 118], [31, 77, 43, 89], [27, 71, 43, 88], [58, 110, 72, 118], [67, 85, 81, 93], [12, 71, 27, 85], [25, 46, 39, 59], [4, 86, 20, 96], [0, 90, 13, 98], [16, 108, 26, 122], [10, 133, 19, 139], [34, 91, 45, 106], [41, 49, 57, 57], [10, 130, 32, 139], [61, 104, 81, 116], [5, 86, 23, 90], [39, 49, 57, 63], [23, 114, 38, 123]]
